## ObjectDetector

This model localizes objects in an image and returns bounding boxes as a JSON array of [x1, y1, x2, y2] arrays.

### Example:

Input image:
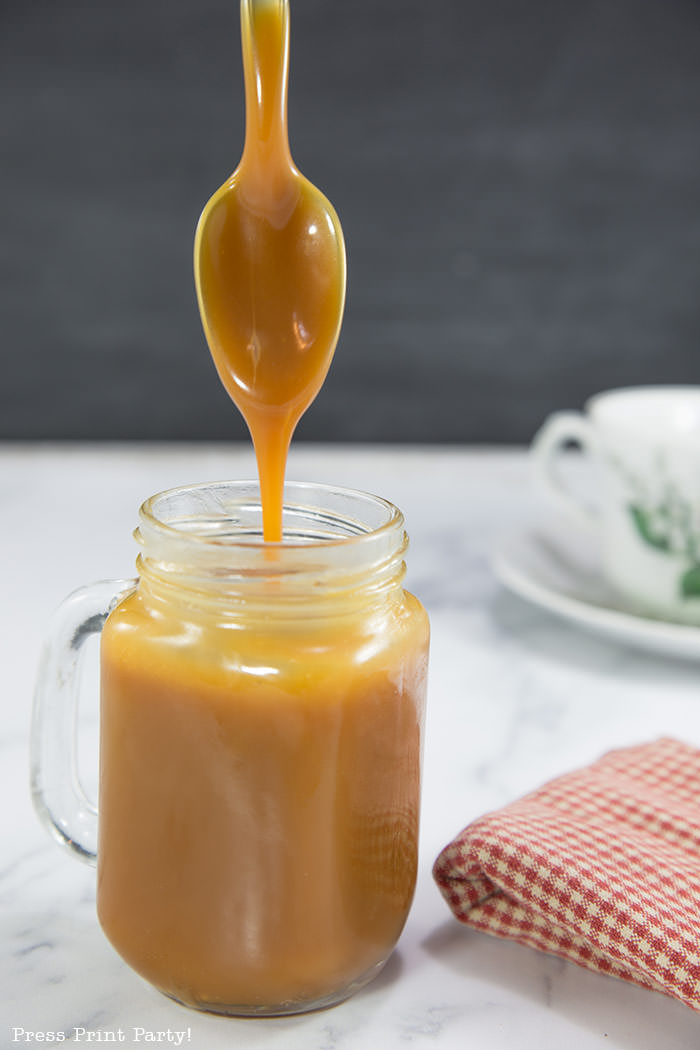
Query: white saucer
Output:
[[493, 530, 700, 660]]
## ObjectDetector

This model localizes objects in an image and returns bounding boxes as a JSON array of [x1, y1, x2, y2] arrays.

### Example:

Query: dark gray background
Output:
[[3, 0, 700, 443]]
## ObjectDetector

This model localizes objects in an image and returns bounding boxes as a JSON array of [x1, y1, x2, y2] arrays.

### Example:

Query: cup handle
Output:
[[30, 579, 137, 866], [531, 411, 600, 530]]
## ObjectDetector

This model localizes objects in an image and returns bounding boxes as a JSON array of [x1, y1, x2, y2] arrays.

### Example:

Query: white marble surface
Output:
[[3, 443, 700, 1049]]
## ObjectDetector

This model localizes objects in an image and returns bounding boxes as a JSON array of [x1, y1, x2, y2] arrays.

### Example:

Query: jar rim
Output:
[[138, 479, 404, 551], [135, 481, 408, 607]]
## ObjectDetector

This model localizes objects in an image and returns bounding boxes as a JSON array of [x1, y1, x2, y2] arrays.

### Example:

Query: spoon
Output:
[[194, 0, 346, 542]]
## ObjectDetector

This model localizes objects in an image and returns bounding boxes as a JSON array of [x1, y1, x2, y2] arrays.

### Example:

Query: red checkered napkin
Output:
[[433, 738, 700, 1011]]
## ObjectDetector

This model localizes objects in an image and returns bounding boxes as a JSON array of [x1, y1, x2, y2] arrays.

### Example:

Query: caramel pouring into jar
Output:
[[194, 0, 346, 540]]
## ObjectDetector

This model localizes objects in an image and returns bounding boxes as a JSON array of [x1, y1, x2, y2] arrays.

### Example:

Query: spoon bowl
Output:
[[195, 168, 346, 436]]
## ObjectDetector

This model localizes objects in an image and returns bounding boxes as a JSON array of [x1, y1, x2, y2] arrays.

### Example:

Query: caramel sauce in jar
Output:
[[97, 483, 429, 1015]]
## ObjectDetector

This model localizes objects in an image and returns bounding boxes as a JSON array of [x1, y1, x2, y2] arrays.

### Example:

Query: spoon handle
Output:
[[240, 0, 291, 170]]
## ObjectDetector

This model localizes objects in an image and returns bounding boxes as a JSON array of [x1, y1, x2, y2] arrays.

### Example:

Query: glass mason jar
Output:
[[31, 481, 430, 1016]]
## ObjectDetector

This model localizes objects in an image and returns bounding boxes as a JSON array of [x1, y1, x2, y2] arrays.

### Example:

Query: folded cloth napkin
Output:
[[433, 738, 700, 1011]]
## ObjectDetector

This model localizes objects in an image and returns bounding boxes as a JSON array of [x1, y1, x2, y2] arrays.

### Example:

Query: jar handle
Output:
[[30, 579, 137, 866]]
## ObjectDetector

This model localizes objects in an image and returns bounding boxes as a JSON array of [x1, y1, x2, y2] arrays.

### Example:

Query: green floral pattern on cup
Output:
[[626, 486, 700, 601], [681, 565, 700, 598], [611, 447, 700, 602]]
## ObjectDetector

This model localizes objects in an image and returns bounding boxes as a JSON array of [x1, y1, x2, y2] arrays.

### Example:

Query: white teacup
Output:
[[532, 386, 700, 626]]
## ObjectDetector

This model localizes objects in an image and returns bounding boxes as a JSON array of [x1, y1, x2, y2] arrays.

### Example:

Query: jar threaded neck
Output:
[[134, 481, 408, 617]]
